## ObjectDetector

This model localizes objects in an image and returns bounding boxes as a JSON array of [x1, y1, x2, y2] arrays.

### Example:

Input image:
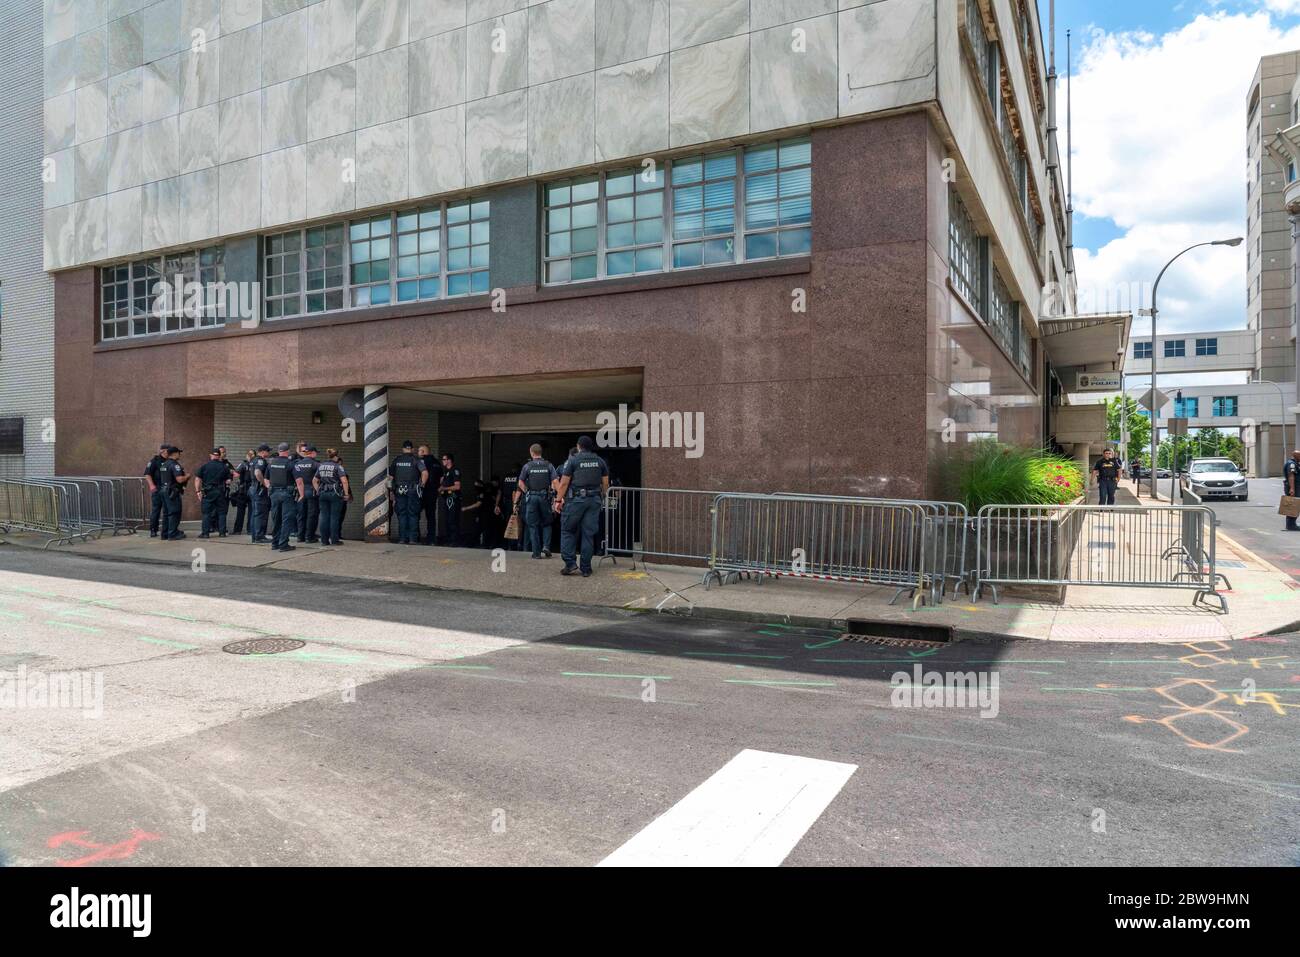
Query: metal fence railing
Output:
[[600, 487, 718, 569], [769, 493, 969, 601], [0, 476, 150, 547], [973, 504, 1227, 611], [706, 493, 937, 609]]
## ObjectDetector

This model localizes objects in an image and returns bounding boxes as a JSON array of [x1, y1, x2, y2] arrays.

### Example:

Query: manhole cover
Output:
[[222, 637, 306, 656]]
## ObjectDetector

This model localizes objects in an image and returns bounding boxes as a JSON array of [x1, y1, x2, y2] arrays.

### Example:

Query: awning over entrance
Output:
[[1039, 312, 1132, 397]]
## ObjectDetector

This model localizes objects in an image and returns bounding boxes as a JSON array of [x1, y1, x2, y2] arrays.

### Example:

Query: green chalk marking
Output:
[[133, 635, 199, 650], [44, 620, 101, 633], [562, 672, 672, 680], [724, 679, 835, 687], [803, 638, 843, 649], [417, 664, 493, 671], [683, 652, 789, 659], [0, 610, 24, 620]]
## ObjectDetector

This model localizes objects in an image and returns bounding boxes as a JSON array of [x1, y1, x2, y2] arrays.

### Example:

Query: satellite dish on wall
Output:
[[338, 388, 365, 422]]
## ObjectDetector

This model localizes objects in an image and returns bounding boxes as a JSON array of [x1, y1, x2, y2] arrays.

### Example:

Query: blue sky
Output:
[[1045, 0, 1300, 387]]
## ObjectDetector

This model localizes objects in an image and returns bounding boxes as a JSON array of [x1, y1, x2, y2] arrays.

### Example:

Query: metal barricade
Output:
[[82, 476, 150, 534], [0, 480, 61, 534], [769, 493, 969, 601], [973, 504, 1227, 611], [53, 477, 115, 534], [707, 493, 936, 609], [599, 487, 719, 570], [24, 480, 97, 547]]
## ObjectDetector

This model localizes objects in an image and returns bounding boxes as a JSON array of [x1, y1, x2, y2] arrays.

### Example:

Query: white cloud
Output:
[[1068, 11, 1300, 339]]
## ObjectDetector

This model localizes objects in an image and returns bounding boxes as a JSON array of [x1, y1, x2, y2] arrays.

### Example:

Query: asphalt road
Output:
[[1191, 479, 1300, 581], [0, 547, 1297, 866]]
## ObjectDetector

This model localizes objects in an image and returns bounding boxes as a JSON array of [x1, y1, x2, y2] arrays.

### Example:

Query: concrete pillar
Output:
[[363, 386, 389, 538], [1258, 423, 1270, 480]]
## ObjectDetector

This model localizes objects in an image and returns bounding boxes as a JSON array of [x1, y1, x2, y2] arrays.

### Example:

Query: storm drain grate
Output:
[[839, 634, 947, 650], [840, 619, 954, 649], [222, 637, 306, 656]]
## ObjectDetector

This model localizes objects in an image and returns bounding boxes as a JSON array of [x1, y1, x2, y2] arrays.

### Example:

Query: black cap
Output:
[[209, 447, 221, 454], [168, 445, 182, 453], [278, 442, 291, 452], [257, 443, 271, 452], [402, 440, 414, 449], [305, 445, 318, 453]]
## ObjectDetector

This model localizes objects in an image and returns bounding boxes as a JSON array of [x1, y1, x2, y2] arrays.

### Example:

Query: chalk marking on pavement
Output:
[[597, 749, 856, 867], [683, 651, 789, 660], [895, 733, 1048, 756], [803, 638, 842, 649], [563, 672, 673, 680], [0, 610, 24, 620], [133, 635, 200, 650], [44, 620, 102, 634], [724, 679, 835, 687]]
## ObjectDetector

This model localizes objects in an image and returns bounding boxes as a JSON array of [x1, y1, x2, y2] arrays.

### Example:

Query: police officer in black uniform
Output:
[[1092, 448, 1122, 507], [249, 444, 272, 543], [437, 452, 462, 545], [266, 442, 300, 552], [144, 443, 169, 537], [515, 444, 557, 559], [388, 440, 428, 545], [231, 450, 254, 534], [157, 446, 190, 540], [215, 446, 235, 535], [418, 443, 443, 545], [1284, 450, 1300, 532], [555, 436, 609, 577], [314, 449, 352, 546], [293, 446, 321, 543], [194, 448, 232, 538]]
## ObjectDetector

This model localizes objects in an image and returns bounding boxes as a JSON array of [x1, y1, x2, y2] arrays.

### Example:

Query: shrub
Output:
[[953, 441, 1085, 511]]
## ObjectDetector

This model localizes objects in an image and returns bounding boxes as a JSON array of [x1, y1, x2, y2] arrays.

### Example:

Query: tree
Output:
[[1106, 395, 1151, 462]]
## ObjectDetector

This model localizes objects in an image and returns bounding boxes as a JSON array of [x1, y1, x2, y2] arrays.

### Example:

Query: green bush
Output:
[[953, 441, 1085, 511]]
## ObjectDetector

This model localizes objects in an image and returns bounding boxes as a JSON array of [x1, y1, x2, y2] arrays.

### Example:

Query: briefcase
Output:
[[504, 513, 521, 540], [1279, 496, 1300, 518]]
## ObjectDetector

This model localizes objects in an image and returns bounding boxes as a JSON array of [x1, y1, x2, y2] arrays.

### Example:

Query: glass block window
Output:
[[672, 149, 737, 269], [989, 268, 1018, 357], [350, 215, 392, 308], [604, 166, 665, 277], [1163, 339, 1185, 358], [130, 258, 162, 336], [395, 207, 442, 303], [1134, 341, 1152, 359], [948, 189, 982, 308], [446, 199, 490, 297], [544, 176, 600, 283], [304, 224, 345, 314], [743, 137, 812, 260], [264, 231, 302, 319]]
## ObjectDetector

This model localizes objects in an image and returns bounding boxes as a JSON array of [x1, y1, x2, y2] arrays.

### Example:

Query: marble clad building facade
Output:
[[43, 0, 1075, 523]]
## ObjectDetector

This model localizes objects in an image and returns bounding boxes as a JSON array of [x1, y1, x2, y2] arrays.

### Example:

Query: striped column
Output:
[[363, 385, 390, 539]]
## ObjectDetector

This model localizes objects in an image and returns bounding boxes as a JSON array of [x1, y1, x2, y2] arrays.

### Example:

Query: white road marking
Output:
[[597, 748, 857, 867]]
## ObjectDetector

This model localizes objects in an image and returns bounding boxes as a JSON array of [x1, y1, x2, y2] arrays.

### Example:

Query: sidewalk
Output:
[[5, 503, 1298, 643]]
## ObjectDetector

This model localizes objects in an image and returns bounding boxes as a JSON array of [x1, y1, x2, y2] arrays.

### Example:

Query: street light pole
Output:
[[1148, 237, 1243, 500], [1253, 378, 1289, 473]]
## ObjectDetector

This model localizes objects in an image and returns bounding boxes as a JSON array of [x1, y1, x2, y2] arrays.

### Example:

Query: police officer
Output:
[[144, 443, 169, 537], [330, 449, 352, 540], [1093, 448, 1121, 507], [437, 452, 462, 545], [418, 443, 443, 545], [193, 448, 231, 538], [389, 440, 428, 545], [293, 446, 321, 543], [554, 436, 609, 577], [215, 446, 235, 535], [314, 448, 352, 546], [231, 450, 254, 534], [266, 442, 300, 552], [1284, 450, 1300, 532], [157, 446, 190, 540], [249, 443, 273, 543], [515, 444, 557, 559]]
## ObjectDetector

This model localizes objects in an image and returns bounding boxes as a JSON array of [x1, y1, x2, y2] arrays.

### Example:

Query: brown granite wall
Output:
[[55, 113, 936, 504]]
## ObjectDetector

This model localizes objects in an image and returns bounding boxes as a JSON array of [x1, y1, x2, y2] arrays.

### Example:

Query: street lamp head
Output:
[[1212, 237, 1244, 247]]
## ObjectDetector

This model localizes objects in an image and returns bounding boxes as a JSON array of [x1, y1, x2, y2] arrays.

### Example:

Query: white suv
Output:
[[1186, 458, 1248, 501]]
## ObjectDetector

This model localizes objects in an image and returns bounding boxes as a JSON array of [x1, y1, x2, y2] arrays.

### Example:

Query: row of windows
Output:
[[264, 199, 490, 320], [543, 138, 811, 284], [1132, 338, 1218, 359], [1170, 396, 1238, 418], [947, 189, 1033, 381], [101, 247, 226, 340]]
